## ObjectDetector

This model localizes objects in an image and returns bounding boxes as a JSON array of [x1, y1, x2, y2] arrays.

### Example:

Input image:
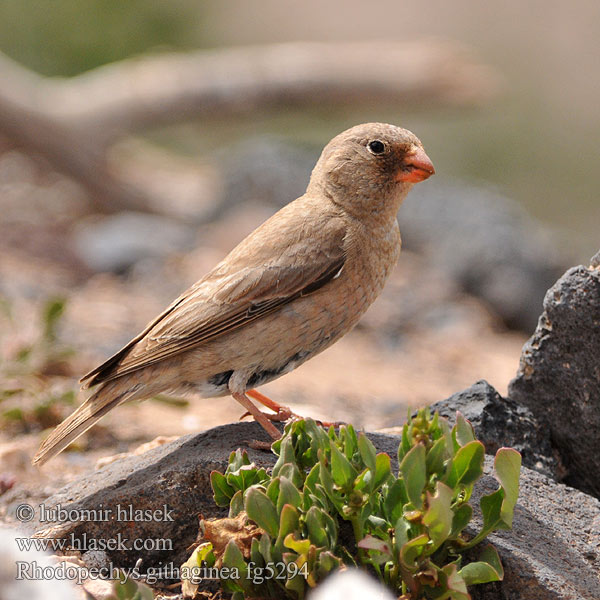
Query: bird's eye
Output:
[[367, 140, 386, 155]]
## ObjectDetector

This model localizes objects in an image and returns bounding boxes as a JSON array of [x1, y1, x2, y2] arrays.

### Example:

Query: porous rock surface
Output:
[[430, 380, 559, 479], [8, 421, 599, 599], [509, 259, 600, 498]]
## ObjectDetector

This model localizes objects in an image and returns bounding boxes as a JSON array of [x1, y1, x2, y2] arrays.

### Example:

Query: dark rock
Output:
[[430, 380, 560, 479], [401, 178, 566, 332], [509, 259, 600, 498], [8, 422, 599, 599], [469, 463, 600, 600], [16, 423, 398, 573]]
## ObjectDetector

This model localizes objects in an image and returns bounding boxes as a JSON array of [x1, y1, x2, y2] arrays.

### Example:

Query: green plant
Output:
[[0, 296, 78, 431], [182, 410, 521, 600]]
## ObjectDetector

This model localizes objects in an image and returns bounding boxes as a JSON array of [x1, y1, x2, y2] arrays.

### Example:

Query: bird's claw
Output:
[[263, 406, 296, 422]]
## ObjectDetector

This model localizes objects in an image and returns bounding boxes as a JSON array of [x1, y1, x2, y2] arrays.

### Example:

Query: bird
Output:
[[33, 122, 434, 465]]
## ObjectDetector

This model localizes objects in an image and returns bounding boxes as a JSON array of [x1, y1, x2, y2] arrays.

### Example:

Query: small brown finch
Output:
[[34, 122, 434, 465]]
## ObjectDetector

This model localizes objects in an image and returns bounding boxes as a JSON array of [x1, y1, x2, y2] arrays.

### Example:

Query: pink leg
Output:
[[230, 390, 281, 440]]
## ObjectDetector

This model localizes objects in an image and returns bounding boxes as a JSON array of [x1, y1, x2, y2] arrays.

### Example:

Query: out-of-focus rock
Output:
[[71, 212, 196, 273], [509, 257, 600, 498], [217, 134, 318, 215], [402, 178, 566, 332], [430, 380, 560, 479]]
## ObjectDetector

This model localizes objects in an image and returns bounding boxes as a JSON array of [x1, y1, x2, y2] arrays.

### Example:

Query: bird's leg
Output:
[[230, 390, 282, 440], [247, 389, 297, 422], [247, 389, 341, 428]]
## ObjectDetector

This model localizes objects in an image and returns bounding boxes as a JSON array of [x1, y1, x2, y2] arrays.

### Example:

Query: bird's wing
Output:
[[80, 207, 347, 387]]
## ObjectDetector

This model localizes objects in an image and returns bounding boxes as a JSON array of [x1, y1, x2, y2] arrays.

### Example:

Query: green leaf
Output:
[[445, 441, 484, 489], [113, 574, 154, 600], [318, 452, 341, 512], [226, 464, 266, 494], [305, 506, 329, 547], [330, 442, 357, 488], [495, 448, 521, 527], [304, 462, 321, 494], [266, 477, 281, 506], [181, 542, 214, 599], [358, 432, 377, 473], [464, 488, 506, 548], [320, 509, 338, 549], [455, 412, 475, 447], [228, 449, 251, 471], [450, 503, 473, 538], [278, 462, 304, 489], [422, 481, 453, 550], [373, 453, 392, 489], [250, 537, 263, 568], [357, 534, 394, 564], [316, 550, 342, 577], [399, 443, 426, 509], [259, 532, 273, 564], [272, 435, 296, 477], [483, 450, 522, 536], [353, 468, 373, 492], [228, 490, 244, 517], [222, 539, 249, 592], [284, 563, 307, 600], [383, 478, 408, 524], [42, 297, 66, 342], [275, 504, 300, 555], [245, 487, 279, 537], [426, 436, 449, 476], [341, 423, 358, 459], [211, 471, 235, 506], [2, 407, 24, 421], [481, 488, 505, 529], [284, 533, 311, 555], [398, 419, 412, 462], [400, 534, 429, 569], [277, 476, 302, 513], [459, 545, 504, 585], [393, 518, 410, 554], [441, 563, 470, 600]]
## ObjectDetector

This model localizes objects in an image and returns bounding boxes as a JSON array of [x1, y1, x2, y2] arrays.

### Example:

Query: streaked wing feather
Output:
[[81, 210, 346, 387]]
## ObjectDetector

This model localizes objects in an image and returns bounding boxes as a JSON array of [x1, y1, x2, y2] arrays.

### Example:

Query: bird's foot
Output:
[[246, 389, 301, 422], [264, 405, 296, 422]]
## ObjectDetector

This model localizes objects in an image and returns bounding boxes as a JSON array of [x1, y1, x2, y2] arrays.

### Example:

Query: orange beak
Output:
[[396, 146, 435, 183]]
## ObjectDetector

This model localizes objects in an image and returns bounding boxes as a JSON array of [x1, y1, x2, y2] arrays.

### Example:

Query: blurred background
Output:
[[0, 1, 598, 484]]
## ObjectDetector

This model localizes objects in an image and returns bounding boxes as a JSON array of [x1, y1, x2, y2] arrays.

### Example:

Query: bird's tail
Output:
[[32, 381, 140, 466]]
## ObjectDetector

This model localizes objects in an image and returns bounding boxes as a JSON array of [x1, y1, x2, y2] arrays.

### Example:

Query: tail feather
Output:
[[33, 382, 138, 466]]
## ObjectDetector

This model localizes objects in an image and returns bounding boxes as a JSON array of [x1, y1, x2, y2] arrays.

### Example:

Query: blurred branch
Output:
[[0, 84, 156, 214], [0, 41, 500, 215]]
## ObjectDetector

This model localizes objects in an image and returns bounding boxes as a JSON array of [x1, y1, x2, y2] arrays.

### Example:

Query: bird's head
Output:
[[308, 122, 434, 220]]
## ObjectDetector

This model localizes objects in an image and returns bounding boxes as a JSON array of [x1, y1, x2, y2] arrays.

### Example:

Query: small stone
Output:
[[71, 212, 195, 273]]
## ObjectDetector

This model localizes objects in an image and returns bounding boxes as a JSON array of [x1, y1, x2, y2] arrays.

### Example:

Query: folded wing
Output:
[[81, 208, 347, 388]]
